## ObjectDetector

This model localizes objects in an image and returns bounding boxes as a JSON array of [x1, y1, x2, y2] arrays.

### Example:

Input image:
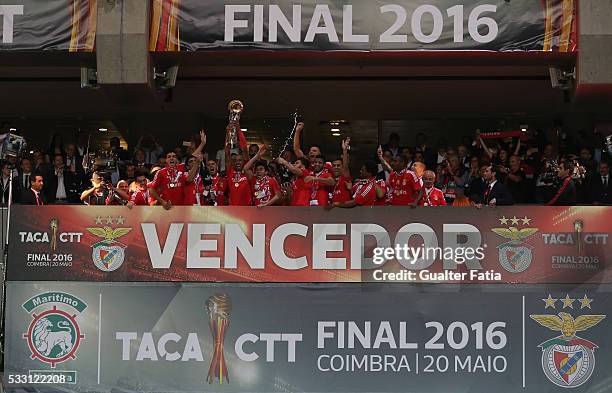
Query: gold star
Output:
[[95, 216, 103, 225], [510, 216, 520, 225], [561, 294, 575, 309], [116, 216, 125, 225], [542, 294, 557, 309], [579, 295, 593, 309], [521, 217, 531, 225], [499, 216, 509, 225], [105, 216, 114, 225]]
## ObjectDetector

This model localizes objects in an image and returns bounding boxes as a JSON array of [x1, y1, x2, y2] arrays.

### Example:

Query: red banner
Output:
[[7, 206, 611, 283]]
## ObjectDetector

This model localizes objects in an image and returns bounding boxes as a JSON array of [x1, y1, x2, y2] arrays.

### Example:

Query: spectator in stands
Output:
[[14, 157, 32, 202], [505, 155, 527, 203], [589, 161, 611, 205], [382, 132, 401, 158], [248, 144, 260, 159], [21, 174, 46, 205], [547, 160, 577, 206], [474, 165, 514, 207], [0, 161, 12, 205], [135, 134, 164, 166], [65, 143, 84, 176], [48, 133, 65, 157], [44, 153, 79, 204]]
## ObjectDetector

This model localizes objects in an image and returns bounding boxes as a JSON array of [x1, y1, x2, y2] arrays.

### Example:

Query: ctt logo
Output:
[[531, 294, 605, 388], [19, 218, 83, 251], [22, 292, 86, 368]]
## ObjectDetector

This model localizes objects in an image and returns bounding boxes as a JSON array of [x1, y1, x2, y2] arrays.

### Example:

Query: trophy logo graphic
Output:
[[50, 219, 59, 252], [205, 294, 231, 384], [531, 294, 605, 388]]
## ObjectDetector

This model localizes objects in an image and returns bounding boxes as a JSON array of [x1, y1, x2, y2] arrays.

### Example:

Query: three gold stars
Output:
[[499, 216, 531, 226], [541, 294, 593, 309]]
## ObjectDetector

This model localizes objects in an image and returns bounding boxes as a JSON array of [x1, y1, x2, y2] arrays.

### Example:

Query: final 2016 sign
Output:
[[3, 283, 609, 392]]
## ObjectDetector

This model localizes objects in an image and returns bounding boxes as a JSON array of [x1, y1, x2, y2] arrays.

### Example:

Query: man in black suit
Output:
[[0, 160, 12, 205], [44, 154, 79, 204], [466, 165, 488, 202], [14, 157, 33, 203], [589, 161, 611, 205], [20, 174, 46, 205], [547, 160, 576, 206], [474, 164, 514, 207]]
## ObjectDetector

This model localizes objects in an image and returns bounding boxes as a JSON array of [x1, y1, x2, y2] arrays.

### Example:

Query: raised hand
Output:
[[296, 122, 305, 132], [199, 130, 207, 145]]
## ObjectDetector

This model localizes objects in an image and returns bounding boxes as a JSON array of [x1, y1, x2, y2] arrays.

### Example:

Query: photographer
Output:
[[80, 171, 128, 205]]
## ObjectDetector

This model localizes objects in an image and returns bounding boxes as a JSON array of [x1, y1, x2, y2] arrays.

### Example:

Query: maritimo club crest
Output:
[[87, 216, 131, 272], [22, 292, 87, 368], [531, 294, 605, 388]]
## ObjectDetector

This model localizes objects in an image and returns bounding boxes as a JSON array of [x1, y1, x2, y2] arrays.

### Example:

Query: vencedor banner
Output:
[[3, 282, 611, 392], [7, 206, 611, 283], [0, 0, 96, 51], [149, 0, 576, 52]]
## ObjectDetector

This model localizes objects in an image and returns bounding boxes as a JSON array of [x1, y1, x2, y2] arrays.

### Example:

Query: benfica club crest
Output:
[[491, 216, 538, 273], [531, 294, 605, 388], [22, 292, 87, 368], [86, 225, 131, 272]]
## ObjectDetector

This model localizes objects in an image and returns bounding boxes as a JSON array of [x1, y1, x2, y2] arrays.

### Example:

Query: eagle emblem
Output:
[[86, 226, 132, 272], [531, 297, 605, 388]]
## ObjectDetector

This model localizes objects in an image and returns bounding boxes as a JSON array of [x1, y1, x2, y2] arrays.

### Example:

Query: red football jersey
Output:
[[227, 168, 253, 206], [130, 189, 151, 206], [253, 175, 280, 206], [332, 175, 352, 203], [373, 179, 388, 206], [389, 169, 421, 205], [291, 168, 312, 206], [352, 177, 378, 206], [148, 163, 186, 206], [308, 169, 333, 206], [419, 187, 447, 206], [183, 172, 204, 206]]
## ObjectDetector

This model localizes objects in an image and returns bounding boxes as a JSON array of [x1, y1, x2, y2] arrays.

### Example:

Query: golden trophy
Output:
[[205, 294, 232, 384], [50, 219, 59, 252]]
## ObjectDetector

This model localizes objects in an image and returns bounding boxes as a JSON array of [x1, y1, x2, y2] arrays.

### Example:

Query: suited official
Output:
[[20, 175, 46, 206], [589, 161, 611, 205], [475, 165, 514, 206]]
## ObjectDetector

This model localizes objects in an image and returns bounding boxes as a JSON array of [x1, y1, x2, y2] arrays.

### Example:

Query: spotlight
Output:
[[330, 128, 340, 132], [332, 132, 341, 137], [98, 128, 108, 132]]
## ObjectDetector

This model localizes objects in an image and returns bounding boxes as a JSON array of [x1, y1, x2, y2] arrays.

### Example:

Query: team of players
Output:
[[132, 122, 445, 209]]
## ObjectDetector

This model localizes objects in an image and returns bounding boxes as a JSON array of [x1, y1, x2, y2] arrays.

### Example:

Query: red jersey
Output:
[[373, 179, 388, 206], [253, 175, 280, 206], [308, 169, 333, 206], [388, 169, 421, 205], [148, 163, 186, 206], [183, 172, 204, 206], [227, 168, 253, 206], [130, 189, 151, 206], [332, 175, 352, 203], [352, 177, 378, 206], [419, 187, 447, 206], [209, 174, 227, 206], [291, 168, 312, 206]]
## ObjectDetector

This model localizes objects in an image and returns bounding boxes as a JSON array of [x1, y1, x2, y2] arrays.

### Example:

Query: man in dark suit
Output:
[[474, 165, 514, 207], [0, 160, 12, 205], [589, 161, 611, 205], [14, 157, 33, 203], [466, 165, 488, 202], [547, 160, 577, 206], [20, 174, 46, 205], [44, 154, 79, 204]]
